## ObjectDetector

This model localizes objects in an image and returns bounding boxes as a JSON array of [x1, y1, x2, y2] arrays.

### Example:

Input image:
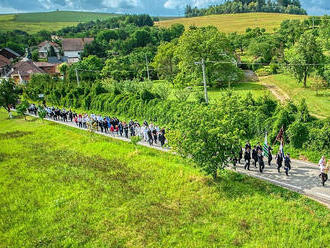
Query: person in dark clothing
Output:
[[256, 142, 262, 152], [258, 150, 265, 173], [238, 148, 243, 164], [284, 153, 291, 176], [244, 148, 251, 170], [276, 151, 283, 173], [99, 120, 104, 133], [118, 122, 123, 137], [152, 129, 158, 144], [68, 110, 73, 122], [103, 119, 108, 133], [123, 122, 129, 138], [252, 146, 258, 168], [147, 128, 153, 145], [130, 125, 135, 137], [268, 145, 273, 166], [159, 129, 166, 147], [245, 141, 251, 151]]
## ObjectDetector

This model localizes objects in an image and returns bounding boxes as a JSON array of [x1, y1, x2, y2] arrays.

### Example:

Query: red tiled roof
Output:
[[38, 41, 60, 48], [11, 60, 45, 77], [34, 62, 57, 67], [0, 55, 10, 68], [62, 38, 94, 51]]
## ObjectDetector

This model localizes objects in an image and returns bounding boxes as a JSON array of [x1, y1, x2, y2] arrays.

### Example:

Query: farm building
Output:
[[10, 58, 45, 84], [62, 38, 94, 63], [38, 41, 61, 59], [0, 48, 21, 61]]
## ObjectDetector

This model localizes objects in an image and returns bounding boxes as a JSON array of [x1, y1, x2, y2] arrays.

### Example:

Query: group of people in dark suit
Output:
[[236, 141, 292, 176]]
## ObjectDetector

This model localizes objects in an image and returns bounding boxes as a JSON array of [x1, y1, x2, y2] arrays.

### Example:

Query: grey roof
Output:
[[2, 48, 21, 57], [47, 56, 68, 64]]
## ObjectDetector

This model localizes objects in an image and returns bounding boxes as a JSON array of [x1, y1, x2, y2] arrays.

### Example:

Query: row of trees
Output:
[[184, 0, 306, 17], [18, 76, 329, 178]]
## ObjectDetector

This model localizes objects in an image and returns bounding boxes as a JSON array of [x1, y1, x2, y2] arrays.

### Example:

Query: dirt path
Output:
[[260, 76, 290, 103]]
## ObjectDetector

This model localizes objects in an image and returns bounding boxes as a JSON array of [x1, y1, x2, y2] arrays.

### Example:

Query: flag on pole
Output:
[[279, 139, 285, 159], [263, 132, 269, 158], [275, 126, 285, 144]]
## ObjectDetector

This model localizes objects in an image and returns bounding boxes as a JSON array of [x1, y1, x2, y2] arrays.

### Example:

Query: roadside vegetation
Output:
[[0, 111, 329, 247]]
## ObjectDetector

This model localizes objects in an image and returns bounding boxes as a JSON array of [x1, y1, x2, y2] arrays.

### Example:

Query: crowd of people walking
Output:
[[27, 104, 167, 147], [234, 141, 328, 186], [27, 104, 328, 186]]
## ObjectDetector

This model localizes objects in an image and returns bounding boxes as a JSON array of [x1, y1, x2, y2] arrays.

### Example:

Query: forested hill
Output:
[[185, 0, 307, 17]]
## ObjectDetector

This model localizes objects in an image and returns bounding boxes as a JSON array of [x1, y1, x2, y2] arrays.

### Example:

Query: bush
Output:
[[287, 121, 309, 148]]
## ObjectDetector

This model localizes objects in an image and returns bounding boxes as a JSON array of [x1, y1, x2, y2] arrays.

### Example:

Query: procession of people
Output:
[[27, 104, 167, 147], [235, 140, 328, 186], [27, 103, 328, 186]]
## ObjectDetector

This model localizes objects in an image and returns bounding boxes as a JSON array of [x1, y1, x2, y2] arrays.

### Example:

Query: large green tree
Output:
[[174, 26, 242, 87], [152, 40, 178, 85], [0, 80, 19, 117], [285, 32, 325, 87]]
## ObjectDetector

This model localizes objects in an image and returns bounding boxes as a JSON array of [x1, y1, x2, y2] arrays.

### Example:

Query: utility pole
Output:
[[195, 58, 208, 104], [75, 68, 80, 86], [201, 58, 208, 104], [145, 55, 150, 81]]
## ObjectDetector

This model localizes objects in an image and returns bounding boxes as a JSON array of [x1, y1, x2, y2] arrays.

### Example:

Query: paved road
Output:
[[29, 114, 330, 208]]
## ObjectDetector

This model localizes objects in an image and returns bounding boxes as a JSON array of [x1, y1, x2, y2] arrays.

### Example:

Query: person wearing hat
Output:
[[284, 153, 291, 176]]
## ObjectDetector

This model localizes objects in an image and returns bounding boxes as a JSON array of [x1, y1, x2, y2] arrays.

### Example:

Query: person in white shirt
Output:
[[319, 156, 328, 186]]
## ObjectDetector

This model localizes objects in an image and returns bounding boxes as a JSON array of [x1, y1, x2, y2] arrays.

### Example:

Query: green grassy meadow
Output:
[[0, 11, 119, 33], [261, 74, 330, 118], [156, 13, 308, 34], [0, 111, 329, 247]]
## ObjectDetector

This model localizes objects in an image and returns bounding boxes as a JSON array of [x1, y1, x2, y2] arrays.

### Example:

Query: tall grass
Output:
[[0, 111, 329, 247]]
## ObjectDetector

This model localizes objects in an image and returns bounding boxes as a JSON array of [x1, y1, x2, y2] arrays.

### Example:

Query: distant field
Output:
[[156, 13, 308, 33], [0, 11, 119, 33]]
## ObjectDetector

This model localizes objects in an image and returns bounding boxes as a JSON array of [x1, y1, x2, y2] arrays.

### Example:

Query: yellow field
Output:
[[156, 13, 308, 33]]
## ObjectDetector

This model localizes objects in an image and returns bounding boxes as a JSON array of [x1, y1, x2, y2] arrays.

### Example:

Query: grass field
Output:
[[261, 74, 330, 118], [0, 111, 329, 247], [156, 13, 308, 33], [0, 11, 118, 33]]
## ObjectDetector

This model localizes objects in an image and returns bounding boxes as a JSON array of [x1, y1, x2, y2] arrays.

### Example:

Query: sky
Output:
[[0, 0, 329, 16]]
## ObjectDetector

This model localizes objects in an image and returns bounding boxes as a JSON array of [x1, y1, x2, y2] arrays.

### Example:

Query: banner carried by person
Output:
[[275, 126, 285, 144], [279, 140, 285, 158], [263, 132, 269, 158]]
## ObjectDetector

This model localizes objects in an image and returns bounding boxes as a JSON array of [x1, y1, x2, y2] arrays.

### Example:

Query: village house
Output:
[[62, 38, 94, 63], [38, 41, 61, 59], [0, 48, 21, 61], [10, 58, 46, 84], [0, 55, 11, 77], [34, 62, 58, 75]]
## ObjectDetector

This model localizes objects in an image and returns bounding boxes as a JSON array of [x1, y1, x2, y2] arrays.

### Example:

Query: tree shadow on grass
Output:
[[208, 170, 301, 202], [0, 131, 34, 139]]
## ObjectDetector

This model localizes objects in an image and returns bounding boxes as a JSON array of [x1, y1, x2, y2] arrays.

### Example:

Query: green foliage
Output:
[[174, 26, 242, 87], [16, 100, 29, 119], [0, 79, 19, 113], [285, 32, 325, 87], [37, 106, 47, 120], [287, 120, 309, 148], [130, 136, 141, 146]]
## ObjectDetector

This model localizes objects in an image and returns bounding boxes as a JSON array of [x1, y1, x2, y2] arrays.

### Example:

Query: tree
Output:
[[0, 79, 19, 117], [285, 32, 325, 87], [168, 105, 241, 179], [152, 41, 178, 85], [32, 50, 39, 62], [174, 26, 242, 87], [16, 99, 29, 120]]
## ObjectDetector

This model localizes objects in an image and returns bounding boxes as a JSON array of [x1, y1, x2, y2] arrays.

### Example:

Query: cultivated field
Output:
[[0, 111, 329, 247], [156, 13, 308, 33], [0, 11, 119, 33]]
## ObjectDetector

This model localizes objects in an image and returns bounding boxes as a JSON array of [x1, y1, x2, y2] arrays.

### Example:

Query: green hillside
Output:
[[0, 111, 329, 247], [0, 11, 119, 33], [14, 11, 120, 22]]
